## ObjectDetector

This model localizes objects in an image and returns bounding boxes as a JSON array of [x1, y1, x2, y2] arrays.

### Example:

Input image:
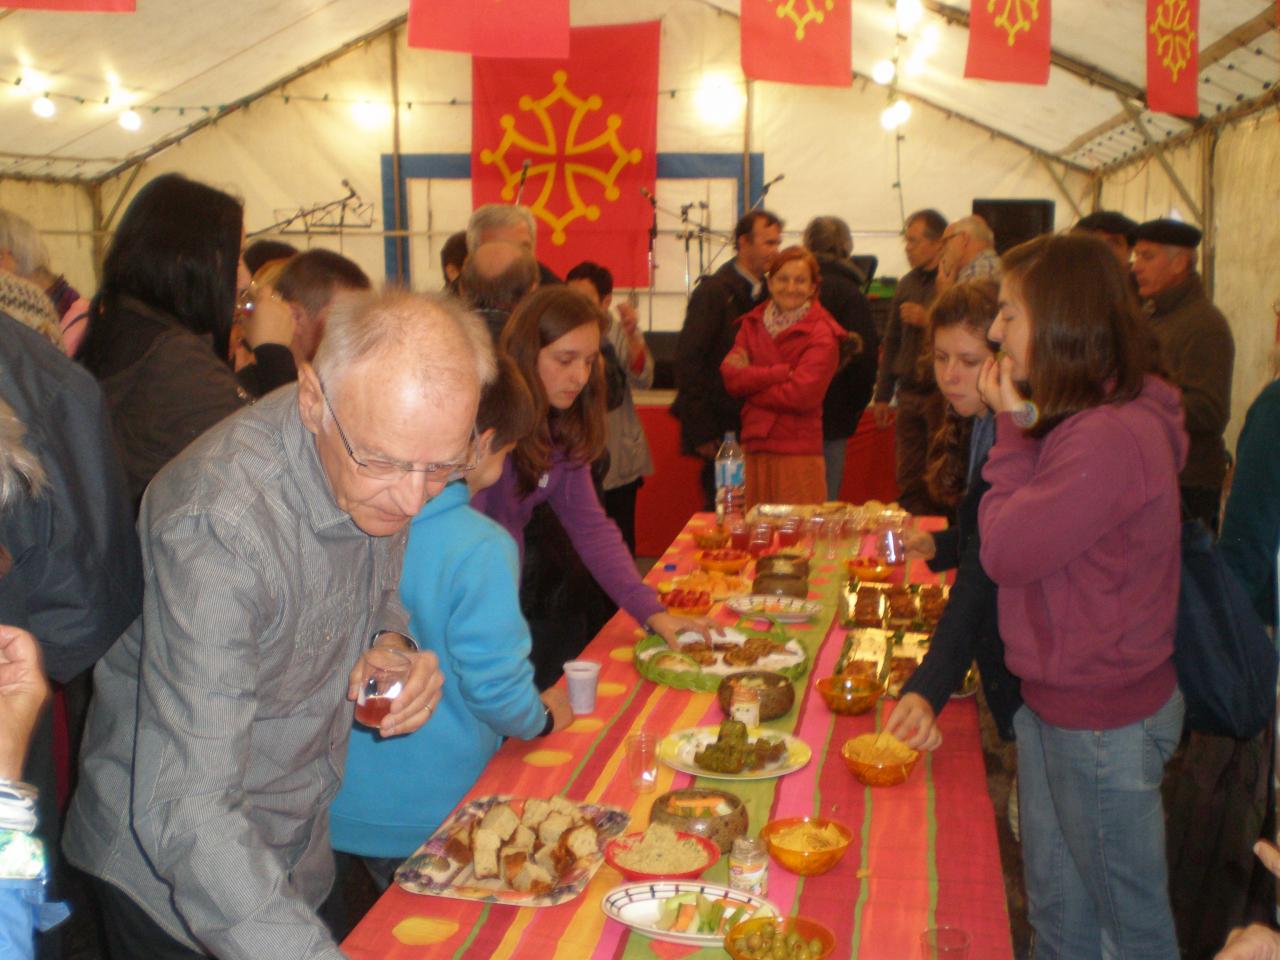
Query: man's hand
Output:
[[695, 441, 719, 461], [899, 302, 929, 329], [934, 257, 957, 296], [540, 687, 573, 734], [243, 285, 295, 349], [347, 635, 444, 737], [885, 693, 943, 752], [903, 529, 936, 561], [1216, 925, 1280, 960], [0, 626, 50, 779], [618, 301, 640, 337], [872, 402, 893, 430]]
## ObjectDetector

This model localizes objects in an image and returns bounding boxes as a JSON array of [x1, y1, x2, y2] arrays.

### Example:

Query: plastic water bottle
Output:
[[714, 431, 746, 524]]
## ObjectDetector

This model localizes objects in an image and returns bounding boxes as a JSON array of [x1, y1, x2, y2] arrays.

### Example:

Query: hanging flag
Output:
[[0, 0, 133, 9], [471, 21, 659, 285], [408, 0, 569, 59], [741, 0, 852, 87], [964, 0, 1051, 85], [1146, 0, 1199, 116]]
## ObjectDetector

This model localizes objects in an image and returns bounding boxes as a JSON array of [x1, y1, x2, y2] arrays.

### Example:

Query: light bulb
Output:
[[893, 99, 913, 124], [32, 95, 55, 119], [694, 74, 745, 126], [881, 104, 899, 130], [896, 0, 924, 32], [872, 60, 896, 85], [904, 54, 927, 76], [351, 100, 390, 128], [118, 109, 141, 131]]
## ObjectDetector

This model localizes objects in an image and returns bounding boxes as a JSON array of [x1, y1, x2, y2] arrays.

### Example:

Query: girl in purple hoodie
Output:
[[977, 234, 1188, 959]]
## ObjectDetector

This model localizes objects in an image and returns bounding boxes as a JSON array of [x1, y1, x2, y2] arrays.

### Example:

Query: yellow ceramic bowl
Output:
[[759, 817, 853, 876]]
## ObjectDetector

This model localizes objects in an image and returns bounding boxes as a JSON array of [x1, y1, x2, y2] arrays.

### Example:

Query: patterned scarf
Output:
[[762, 300, 809, 338]]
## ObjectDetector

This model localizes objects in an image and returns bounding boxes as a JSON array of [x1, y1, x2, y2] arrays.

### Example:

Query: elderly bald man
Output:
[[65, 291, 494, 960], [935, 215, 1000, 294], [458, 240, 539, 340]]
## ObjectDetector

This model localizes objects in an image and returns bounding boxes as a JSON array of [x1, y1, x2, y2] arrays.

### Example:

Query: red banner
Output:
[[1, 0, 133, 8], [1146, 0, 1199, 116], [741, 0, 852, 87], [964, 0, 1051, 84], [408, 0, 569, 59], [471, 21, 659, 286]]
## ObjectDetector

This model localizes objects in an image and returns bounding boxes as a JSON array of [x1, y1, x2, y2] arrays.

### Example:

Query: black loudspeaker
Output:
[[971, 199, 1056, 254]]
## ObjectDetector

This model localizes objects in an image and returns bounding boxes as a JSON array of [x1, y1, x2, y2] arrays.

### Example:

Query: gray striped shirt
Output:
[[65, 387, 410, 959]]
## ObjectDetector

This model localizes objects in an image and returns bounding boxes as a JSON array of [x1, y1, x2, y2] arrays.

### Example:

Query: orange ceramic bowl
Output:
[[724, 915, 836, 960], [697, 549, 752, 575], [846, 558, 892, 582], [841, 733, 920, 788], [692, 527, 731, 550], [760, 817, 854, 876], [815, 675, 883, 716]]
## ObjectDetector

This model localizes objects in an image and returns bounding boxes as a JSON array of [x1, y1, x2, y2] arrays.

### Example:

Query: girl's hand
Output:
[[723, 347, 749, 369], [885, 693, 943, 752], [903, 529, 936, 561], [646, 611, 717, 649]]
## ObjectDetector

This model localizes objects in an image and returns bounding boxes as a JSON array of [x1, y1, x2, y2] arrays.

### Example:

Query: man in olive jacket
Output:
[[1132, 218, 1234, 530]]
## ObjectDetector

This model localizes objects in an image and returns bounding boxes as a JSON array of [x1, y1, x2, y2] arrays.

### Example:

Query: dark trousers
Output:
[[89, 874, 210, 960], [602, 478, 642, 555], [1180, 485, 1221, 535], [698, 458, 716, 513]]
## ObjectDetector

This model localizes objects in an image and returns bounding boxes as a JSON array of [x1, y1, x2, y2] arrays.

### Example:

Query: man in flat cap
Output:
[[1073, 210, 1138, 269], [1132, 217, 1234, 530]]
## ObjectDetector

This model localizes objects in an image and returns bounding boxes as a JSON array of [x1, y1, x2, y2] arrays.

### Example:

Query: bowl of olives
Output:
[[725, 915, 834, 960]]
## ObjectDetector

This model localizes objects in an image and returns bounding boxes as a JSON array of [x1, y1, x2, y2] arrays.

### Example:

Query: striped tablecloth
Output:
[[342, 513, 1012, 960]]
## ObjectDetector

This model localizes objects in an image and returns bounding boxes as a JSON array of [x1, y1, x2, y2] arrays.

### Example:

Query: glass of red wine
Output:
[[354, 647, 411, 729]]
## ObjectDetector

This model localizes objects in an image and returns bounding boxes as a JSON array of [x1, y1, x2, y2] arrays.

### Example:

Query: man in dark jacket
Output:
[[672, 209, 781, 508], [1132, 218, 1234, 530], [0, 313, 142, 955], [803, 216, 879, 499]]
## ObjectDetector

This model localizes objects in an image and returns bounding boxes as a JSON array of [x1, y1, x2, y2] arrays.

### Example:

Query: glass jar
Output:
[[730, 683, 761, 728], [728, 836, 768, 896]]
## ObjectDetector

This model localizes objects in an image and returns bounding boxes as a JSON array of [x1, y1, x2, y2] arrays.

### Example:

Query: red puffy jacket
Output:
[[719, 300, 843, 455]]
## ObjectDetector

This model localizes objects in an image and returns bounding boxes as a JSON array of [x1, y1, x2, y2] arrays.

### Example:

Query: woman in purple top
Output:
[[473, 286, 709, 655], [977, 234, 1187, 960]]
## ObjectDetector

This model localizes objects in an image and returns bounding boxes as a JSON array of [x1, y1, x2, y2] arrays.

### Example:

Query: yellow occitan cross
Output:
[[479, 69, 643, 246], [770, 0, 834, 42], [987, 0, 1040, 47], [1149, 0, 1197, 84]]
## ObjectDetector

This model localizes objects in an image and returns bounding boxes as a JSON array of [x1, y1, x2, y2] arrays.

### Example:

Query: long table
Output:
[[342, 514, 1013, 959]]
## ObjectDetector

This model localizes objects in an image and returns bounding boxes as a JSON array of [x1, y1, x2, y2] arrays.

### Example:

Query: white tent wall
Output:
[[41, 1, 1089, 320], [0, 179, 97, 297]]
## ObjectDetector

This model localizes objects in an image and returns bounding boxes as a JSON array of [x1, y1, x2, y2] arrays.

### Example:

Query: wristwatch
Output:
[[538, 706, 555, 737], [1011, 399, 1040, 429]]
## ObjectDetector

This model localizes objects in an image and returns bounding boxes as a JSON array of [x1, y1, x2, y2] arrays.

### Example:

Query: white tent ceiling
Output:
[[0, 0, 1275, 182]]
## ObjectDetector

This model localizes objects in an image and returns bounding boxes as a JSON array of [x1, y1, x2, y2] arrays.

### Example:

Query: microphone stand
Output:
[[645, 188, 658, 331], [703, 173, 784, 276]]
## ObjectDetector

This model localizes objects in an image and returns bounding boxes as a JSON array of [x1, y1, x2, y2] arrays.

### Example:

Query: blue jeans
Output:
[[1014, 689, 1183, 960]]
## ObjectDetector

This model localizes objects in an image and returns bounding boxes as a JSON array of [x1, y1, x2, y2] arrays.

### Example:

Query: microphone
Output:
[[639, 186, 657, 205], [760, 173, 785, 194], [341, 178, 361, 201]]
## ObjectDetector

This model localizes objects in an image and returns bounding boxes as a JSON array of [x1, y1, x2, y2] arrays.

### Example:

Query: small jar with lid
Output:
[[730, 682, 761, 729], [728, 836, 768, 896]]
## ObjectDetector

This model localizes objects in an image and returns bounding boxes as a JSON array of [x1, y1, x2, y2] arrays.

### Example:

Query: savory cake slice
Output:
[[479, 802, 520, 842]]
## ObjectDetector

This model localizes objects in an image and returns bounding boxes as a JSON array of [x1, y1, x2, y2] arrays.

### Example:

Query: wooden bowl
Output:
[[756, 554, 810, 578], [650, 788, 748, 855], [724, 915, 836, 960], [760, 817, 854, 876], [841, 733, 920, 788], [815, 675, 883, 716], [751, 573, 808, 598], [717, 671, 796, 721], [602, 830, 720, 882]]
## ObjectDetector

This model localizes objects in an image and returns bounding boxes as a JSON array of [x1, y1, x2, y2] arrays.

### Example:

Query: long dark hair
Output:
[[79, 174, 243, 373], [500, 286, 608, 494], [1000, 233, 1152, 437], [924, 280, 999, 507]]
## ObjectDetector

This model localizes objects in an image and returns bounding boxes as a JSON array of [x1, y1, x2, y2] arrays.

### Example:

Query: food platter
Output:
[[601, 881, 776, 947], [725, 595, 822, 623], [657, 725, 811, 781], [395, 795, 629, 907], [634, 626, 809, 692]]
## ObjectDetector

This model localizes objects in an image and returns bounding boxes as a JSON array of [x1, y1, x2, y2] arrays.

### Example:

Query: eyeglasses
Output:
[[235, 283, 282, 320], [318, 379, 480, 483]]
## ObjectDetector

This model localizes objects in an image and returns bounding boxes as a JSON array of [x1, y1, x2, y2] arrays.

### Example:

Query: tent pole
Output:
[[389, 30, 405, 283], [85, 182, 105, 288], [1034, 155, 1083, 220], [1201, 129, 1218, 301], [1116, 95, 1203, 225], [742, 79, 753, 214]]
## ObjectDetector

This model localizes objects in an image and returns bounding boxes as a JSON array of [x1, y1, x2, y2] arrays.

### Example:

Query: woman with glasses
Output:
[[474, 287, 711, 679], [77, 174, 251, 511]]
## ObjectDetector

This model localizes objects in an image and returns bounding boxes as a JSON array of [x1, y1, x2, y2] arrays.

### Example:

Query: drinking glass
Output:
[[355, 647, 411, 728]]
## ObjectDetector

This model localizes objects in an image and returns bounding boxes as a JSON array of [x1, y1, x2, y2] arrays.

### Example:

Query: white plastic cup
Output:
[[563, 660, 601, 715]]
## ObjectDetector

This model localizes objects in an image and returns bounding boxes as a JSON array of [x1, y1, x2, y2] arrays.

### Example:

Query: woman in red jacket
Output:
[[720, 245, 844, 507]]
